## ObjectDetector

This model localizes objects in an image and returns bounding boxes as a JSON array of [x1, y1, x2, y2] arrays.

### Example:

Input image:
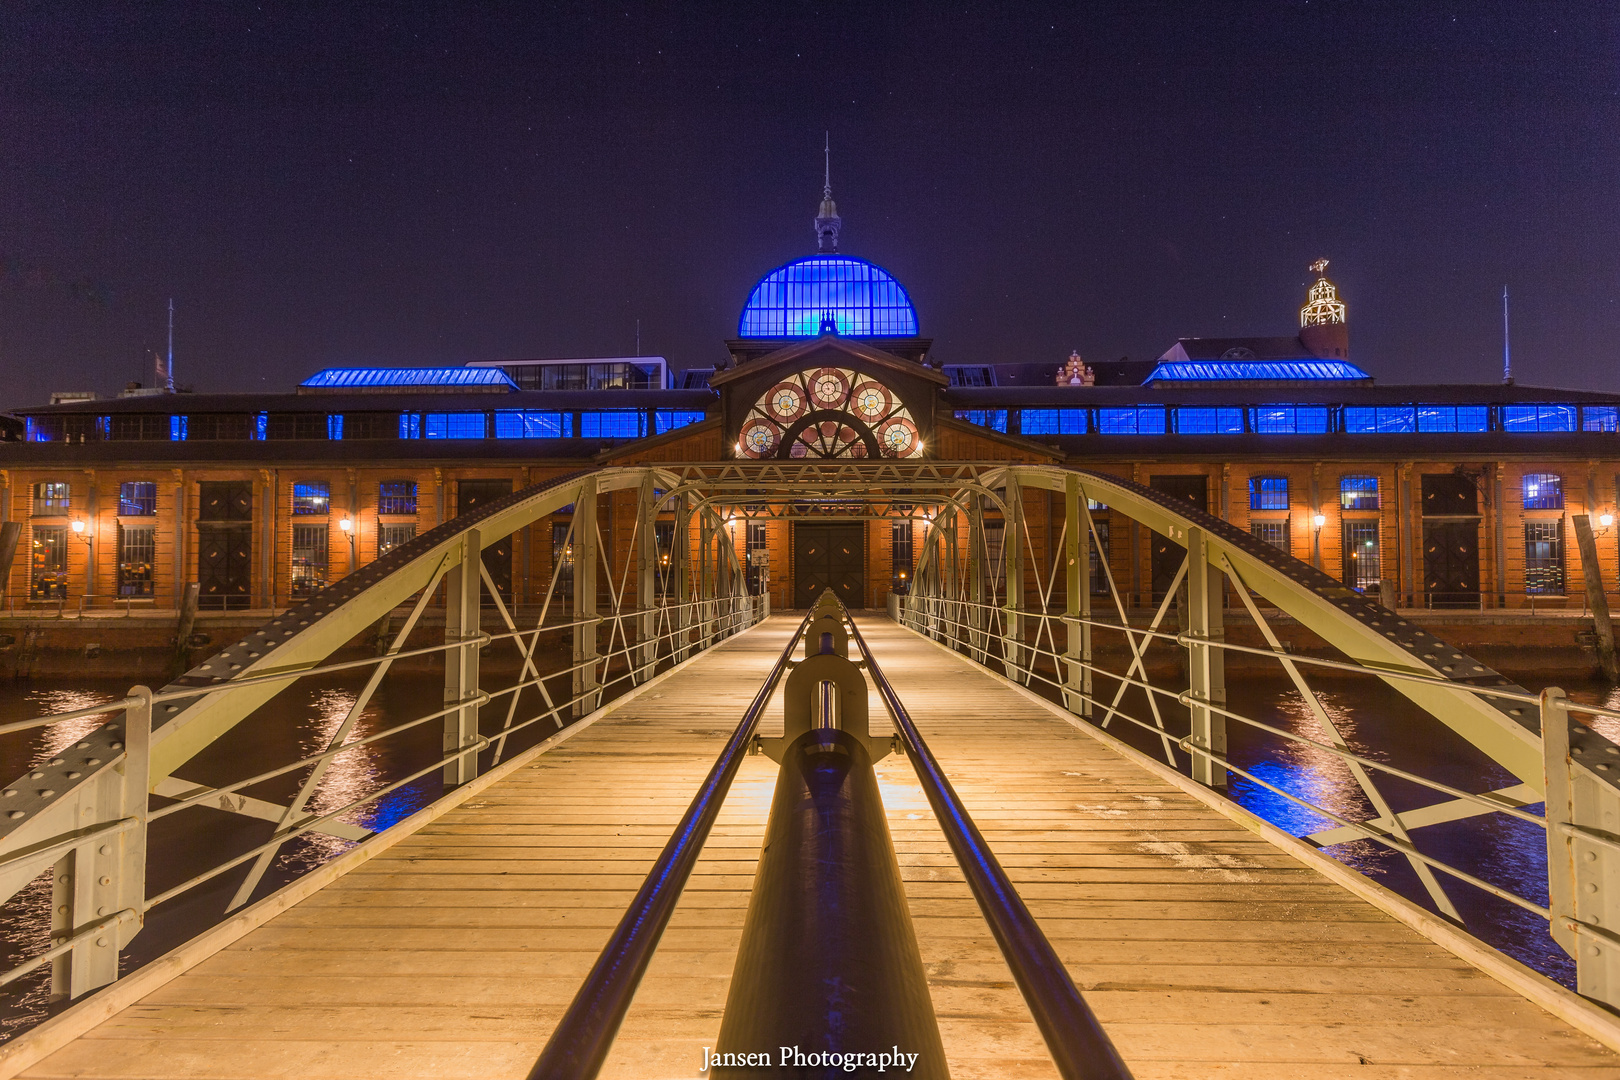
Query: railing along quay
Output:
[[0, 466, 763, 1019], [892, 463, 1620, 1007]]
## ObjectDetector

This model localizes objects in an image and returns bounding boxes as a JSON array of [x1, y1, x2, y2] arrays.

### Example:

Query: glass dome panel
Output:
[[738, 256, 919, 338]]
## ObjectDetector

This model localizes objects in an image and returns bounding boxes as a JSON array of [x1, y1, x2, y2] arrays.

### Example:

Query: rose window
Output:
[[737, 367, 921, 460]]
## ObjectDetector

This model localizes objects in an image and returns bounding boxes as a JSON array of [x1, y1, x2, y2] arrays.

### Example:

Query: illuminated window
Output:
[[1248, 404, 1329, 434], [1502, 404, 1576, 432], [170, 415, 187, 440], [495, 410, 572, 438], [1417, 405, 1489, 432], [1340, 475, 1379, 510], [741, 367, 919, 458], [117, 524, 155, 597], [1522, 473, 1563, 511], [32, 482, 70, 514], [738, 255, 919, 338], [1174, 407, 1243, 434], [291, 524, 328, 597], [1583, 405, 1619, 432], [1249, 476, 1289, 510], [30, 526, 67, 599], [378, 481, 417, 516], [424, 413, 488, 439], [954, 410, 1007, 433], [1525, 521, 1564, 595], [118, 481, 158, 516], [1250, 520, 1290, 552], [326, 415, 344, 440], [891, 521, 914, 592], [1343, 521, 1380, 593], [579, 411, 646, 439], [1098, 407, 1166, 434], [292, 482, 330, 516], [378, 523, 416, 556], [399, 413, 422, 439], [1344, 406, 1416, 433], [1020, 408, 1088, 435], [655, 410, 706, 434]]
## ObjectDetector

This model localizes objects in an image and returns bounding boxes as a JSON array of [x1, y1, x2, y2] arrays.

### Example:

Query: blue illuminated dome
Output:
[[738, 255, 919, 339]]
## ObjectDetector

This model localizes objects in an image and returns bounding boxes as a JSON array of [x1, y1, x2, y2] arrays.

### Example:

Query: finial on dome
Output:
[[815, 132, 841, 253], [1300, 258, 1346, 327]]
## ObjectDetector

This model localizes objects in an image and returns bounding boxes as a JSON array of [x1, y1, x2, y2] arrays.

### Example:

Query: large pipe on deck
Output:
[[712, 725, 947, 1078]]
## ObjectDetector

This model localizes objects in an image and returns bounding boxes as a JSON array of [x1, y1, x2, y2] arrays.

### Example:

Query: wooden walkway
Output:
[[13, 615, 1620, 1078]]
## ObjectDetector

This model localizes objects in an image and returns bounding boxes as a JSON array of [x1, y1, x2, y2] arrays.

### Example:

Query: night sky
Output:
[[1, 2, 1615, 406]]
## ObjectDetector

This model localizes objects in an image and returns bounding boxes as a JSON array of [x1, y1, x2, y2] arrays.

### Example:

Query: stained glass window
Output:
[[740, 367, 920, 459]]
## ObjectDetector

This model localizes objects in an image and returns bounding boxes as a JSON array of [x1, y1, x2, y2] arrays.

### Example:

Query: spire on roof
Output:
[[815, 132, 841, 253]]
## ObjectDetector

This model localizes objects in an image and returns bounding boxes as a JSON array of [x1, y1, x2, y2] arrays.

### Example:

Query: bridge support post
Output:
[[1065, 476, 1094, 719], [967, 496, 986, 663], [698, 513, 715, 648], [1185, 527, 1227, 788], [52, 685, 150, 1001], [443, 528, 482, 787], [636, 475, 657, 681], [672, 496, 691, 662], [944, 508, 960, 650], [1002, 483, 1025, 681], [572, 481, 599, 718], [1544, 686, 1620, 1005]]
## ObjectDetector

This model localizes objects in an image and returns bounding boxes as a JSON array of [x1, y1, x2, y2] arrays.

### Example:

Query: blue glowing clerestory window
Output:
[[739, 256, 919, 338], [1020, 409, 1089, 435]]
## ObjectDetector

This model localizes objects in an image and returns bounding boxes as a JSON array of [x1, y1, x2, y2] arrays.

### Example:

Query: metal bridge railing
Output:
[[891, 585, 1620, 1004], [0, 465, 766, 1021], [0, 593, 759, 1009]]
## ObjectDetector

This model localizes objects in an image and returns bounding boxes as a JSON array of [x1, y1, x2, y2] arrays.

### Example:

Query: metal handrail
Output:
[[2, 595, 752, 738], [890, 599, 1559, 924], [527, 609, 814, 1080], [846, 610, 1135, 1080]]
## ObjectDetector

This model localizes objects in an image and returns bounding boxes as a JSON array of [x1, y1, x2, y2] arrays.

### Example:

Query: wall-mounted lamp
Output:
[[1312, 513, 1327, 531], [337, 517, 353, 534], [70, 517, 91, 545], [69, 518, 85, 535], [1601, 513, 1615, 530]]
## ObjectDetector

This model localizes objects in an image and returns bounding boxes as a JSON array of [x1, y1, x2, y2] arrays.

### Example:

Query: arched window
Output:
[[1523, 473, 1563, 511], [1340, 475, 1379, 510], [1249, 476, 1289, 511]]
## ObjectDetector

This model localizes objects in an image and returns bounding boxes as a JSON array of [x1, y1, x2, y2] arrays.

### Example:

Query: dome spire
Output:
[[815, 132, 841, 253]]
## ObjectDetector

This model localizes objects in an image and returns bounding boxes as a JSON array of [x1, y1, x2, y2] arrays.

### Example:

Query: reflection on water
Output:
[[1213, 675, 1569, 986]]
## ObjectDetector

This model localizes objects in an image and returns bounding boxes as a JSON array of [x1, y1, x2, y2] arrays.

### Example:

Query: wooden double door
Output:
[[793, 523, 865, 609]]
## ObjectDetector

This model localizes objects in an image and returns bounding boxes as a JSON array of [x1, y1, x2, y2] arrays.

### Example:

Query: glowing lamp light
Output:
[[1603, 514, 1616, 529], [1312, 513, 1327, 530], [338, 517, 353, 533], [70, 519, 85, 534]]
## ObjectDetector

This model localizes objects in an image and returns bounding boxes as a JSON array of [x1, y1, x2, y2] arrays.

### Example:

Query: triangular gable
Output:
[[708, 336, 948, 390]]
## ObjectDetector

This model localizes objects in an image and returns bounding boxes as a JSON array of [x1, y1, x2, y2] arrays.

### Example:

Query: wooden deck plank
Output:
[[12, 613, 1619, 1080]]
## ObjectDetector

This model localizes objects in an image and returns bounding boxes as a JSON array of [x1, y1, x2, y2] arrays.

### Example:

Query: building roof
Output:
[[11, 389, 715, 416], [1158, 336, 1324, 362], [737, 255, 919, 338], [942, 382, 1620, 407], [298, 367, 518, 393], [1146, 359, 1372, 383]]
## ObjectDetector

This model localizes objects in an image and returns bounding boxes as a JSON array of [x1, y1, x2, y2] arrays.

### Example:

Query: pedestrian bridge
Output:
[[1, 465, 1619, 1079]]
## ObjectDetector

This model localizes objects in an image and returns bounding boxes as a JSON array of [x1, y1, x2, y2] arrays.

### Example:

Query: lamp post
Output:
[[70, 517, 91, 612], [1312, 512, 1327, 571], [338, 516, 355, 574]]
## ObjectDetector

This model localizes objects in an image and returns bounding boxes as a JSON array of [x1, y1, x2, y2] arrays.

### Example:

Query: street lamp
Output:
[[1312, 513, 1327, 531], [338, 516, 355, 569]]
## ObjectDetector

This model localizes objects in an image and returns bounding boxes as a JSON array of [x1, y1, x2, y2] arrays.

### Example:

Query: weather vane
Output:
[[1310, 258, 1329, 275]]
